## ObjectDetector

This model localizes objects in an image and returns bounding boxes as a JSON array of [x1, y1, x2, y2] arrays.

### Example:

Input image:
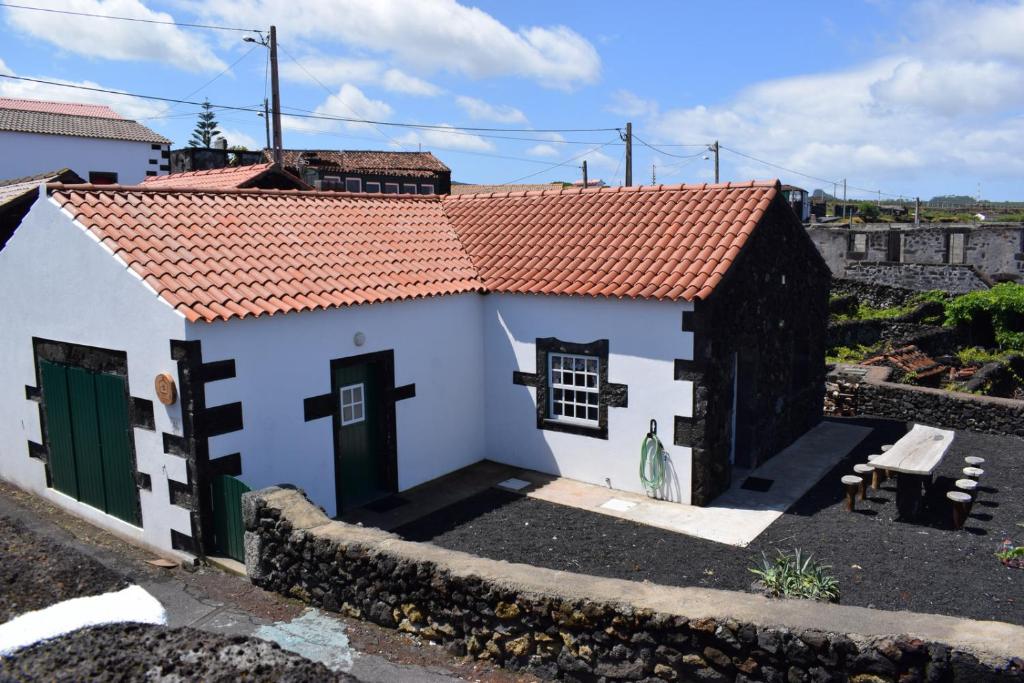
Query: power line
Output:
[[0, 1, 260, 32], [632, 133, 709, 160], [141, 45, 261, 121], [499, 141, 618, 185]]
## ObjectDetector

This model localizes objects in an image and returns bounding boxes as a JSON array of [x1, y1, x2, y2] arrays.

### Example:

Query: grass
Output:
[[749, 549, 840, 602], [826, 344, 875, 364]]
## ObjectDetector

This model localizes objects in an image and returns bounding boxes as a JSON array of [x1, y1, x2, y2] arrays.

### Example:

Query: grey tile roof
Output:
[[0, 169, 84, 209], [0, 108, 171, 144], [268, 149, 450, 176]]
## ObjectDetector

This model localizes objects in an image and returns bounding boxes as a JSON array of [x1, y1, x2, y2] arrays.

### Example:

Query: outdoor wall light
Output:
[[353, 332, 366, 347]]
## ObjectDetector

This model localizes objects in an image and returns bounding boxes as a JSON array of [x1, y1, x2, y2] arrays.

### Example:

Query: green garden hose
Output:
[[640, 419, 666, 493]]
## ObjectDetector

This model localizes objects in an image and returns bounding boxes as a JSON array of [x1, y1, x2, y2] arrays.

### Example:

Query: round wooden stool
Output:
[[955, 478, 978, 504], [853, 464, 875, 497], [842, 475, 862, 511], [947, 490, 972, 530], [867, 454, 891, 482], [964, 456, 985, 467], [963, 467, 984, 480]]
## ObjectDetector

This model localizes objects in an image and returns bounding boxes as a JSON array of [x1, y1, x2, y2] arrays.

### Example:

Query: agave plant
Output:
[[750, 549, 840, 602]]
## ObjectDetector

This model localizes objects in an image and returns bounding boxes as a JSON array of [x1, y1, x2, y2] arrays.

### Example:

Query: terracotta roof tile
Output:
[[0, 97, 125, 119], [139, 163, 311, 191], [48, 180, 779, 322]]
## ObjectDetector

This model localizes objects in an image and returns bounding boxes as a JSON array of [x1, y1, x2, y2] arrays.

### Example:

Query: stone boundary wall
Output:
[[827, 365, 1024, 437], [244, 487, 1024, 682], [844, 263, 991, 294], [830, 279, 919, 309], [827, 301, 953, 353]]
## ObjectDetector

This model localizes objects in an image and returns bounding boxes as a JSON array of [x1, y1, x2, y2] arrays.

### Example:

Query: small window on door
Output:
[[340, 383, 365, 425]]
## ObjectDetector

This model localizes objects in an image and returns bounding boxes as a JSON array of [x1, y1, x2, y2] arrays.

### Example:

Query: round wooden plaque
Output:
[[155, 372, 177, 405]]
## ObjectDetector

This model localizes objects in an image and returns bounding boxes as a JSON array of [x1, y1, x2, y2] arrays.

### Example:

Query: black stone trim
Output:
[[673, 415, 706, 448], [209, 453, 242, 477], [129, 397, 155, 430], [136, 472, 152, 491], [681, 310, 696, 332], [199, 359, 236, 383], [165, 340, 243, 557], [391, 384, 416, 401], [30, 337, 145, 526], [517, 337, 628, 441], [674, 358, 704, 380], [197, 402, 243, 437], [170, 528, 198, 555], [303, 393, 335, 422], [28, 440, 47, 462], [168, 479, 193, 509]]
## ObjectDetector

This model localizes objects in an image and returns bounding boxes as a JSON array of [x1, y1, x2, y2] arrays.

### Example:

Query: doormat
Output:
[[363, 495, 409, 513], [740, 476, 774, 492]]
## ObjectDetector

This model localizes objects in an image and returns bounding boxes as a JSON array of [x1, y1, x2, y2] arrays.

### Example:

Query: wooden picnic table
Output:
[[870, 424, 955, 520]]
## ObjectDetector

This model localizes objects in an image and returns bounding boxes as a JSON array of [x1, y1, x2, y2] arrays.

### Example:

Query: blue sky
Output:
[[2, 1, 1023, 199]]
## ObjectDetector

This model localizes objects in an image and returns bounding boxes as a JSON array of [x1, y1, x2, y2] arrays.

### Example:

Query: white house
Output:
[[0, 181, 829, 561], [0, 98, 171, 185]]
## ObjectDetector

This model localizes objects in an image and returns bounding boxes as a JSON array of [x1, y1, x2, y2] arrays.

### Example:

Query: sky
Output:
[[1, 0, 1023, 200]]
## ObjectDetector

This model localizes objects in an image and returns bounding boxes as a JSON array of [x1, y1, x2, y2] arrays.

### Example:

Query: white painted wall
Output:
[[0, 196, 193, 555], [0, 131, 166, 184], [483, 294, 695, 503], [192, 293, 487, 518]]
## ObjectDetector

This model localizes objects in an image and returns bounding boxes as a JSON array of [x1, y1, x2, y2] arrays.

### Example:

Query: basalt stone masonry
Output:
[[244, 487, 1024, 683], [827, 365, 1024, 437], [843, 263, 991, 294]]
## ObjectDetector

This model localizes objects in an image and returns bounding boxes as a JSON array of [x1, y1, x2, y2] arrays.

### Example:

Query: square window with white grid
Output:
[[548, 353, 600, 425], [340, 383, 365, 425]]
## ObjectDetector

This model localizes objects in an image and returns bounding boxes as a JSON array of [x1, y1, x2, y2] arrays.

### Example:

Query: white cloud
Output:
[[193, 0, 600, 89], [525, 132, 567, 157], [455, 96, 527, 124], [526, 144, 559, 158], [396, 124, 494, 152], [3, 0, 227, 73], [644, 1, 1024, 193], [218, 127, 261, 150], [315, 84, 393, 132], [0, 59, 167, 120], [606, 89, 657, 118], [280, 56, 442, 96]]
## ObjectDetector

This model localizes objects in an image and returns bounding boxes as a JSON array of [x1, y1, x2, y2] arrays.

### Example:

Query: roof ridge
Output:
[[0, 105, 131, 122], [442, 179, 781, 201], [46, 183, 442, 200]]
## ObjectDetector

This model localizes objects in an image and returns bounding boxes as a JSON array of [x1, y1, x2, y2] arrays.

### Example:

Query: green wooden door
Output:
[[333, 362, 383, 511], [212, 475, 250, 562], [39, 360, 140, 526]]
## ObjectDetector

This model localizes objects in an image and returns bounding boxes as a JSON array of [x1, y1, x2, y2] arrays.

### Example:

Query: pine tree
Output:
[[188, 99, 222, 148]]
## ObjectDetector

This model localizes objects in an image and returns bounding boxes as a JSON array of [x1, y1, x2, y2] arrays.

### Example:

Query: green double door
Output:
[[333, 362, 384, 512], [40, 360, 140, 526]]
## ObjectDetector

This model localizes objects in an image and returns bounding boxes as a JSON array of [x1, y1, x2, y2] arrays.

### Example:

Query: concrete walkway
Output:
[[522, 420, 872, 546]]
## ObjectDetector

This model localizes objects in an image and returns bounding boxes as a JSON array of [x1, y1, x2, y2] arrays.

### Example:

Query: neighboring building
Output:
[[272, 149, 452, 195], [0, 180, 828, 559], [781, 184, 811, 222], [140, 163, 310, 191], [169, 147, 266, 174], [808, 222, 1024, 290], [0, 98, 171, 184], [451, 182, 562, 195], [0, 168, 84, 249]]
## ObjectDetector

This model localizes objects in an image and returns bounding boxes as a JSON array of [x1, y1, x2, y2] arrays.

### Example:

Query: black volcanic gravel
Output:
[[0, 623, 356, 682], [0, 516, 127, 622], [396, 418, 1024, 625]]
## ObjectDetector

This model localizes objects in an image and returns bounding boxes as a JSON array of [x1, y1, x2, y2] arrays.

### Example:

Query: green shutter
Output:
[[95, 372, 139, 525], [66, 366, 107, 512], [212, 475, 250, 562], [41, 361, 77, 498]]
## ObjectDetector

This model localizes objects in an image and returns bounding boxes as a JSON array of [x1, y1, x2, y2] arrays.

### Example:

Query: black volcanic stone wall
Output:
[[830, 279, 918, 309], [244, 488, 1024, 683]]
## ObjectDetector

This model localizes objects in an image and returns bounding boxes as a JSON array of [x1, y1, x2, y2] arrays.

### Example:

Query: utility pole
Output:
[[842, 179, 848, 221], [710, 140, 720, 183], [622, 122, 632, 187], [914, 197, 921, 225], [651, 163, 656, 185], [581, 160, 588, 189], [269, 25, 283, 164]]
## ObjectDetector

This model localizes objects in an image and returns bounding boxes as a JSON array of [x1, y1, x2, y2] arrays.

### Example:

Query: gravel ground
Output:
[[0, 623, 356, 682], [0, 516, 127, 622], [396, 418, 1024, 625]]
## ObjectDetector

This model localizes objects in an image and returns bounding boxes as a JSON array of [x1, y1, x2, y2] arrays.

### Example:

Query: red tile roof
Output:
[[49, 186, 481, 323], [46, 180, 780, 323], [0, 97, 125, 119], [270, 149, 450, 177], [139, 163, 311, 191], [444, 181, 778, 301]]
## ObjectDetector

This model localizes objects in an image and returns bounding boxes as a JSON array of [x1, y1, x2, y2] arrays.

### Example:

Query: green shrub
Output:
[[946, 283, 1024, 351], [956, 346, 1009, 365], [826, 344, 875, 364], [749, 549, 840, 602]]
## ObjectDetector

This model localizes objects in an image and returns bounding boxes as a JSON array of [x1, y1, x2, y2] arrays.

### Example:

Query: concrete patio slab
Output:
[[521, 420, 873, 546]]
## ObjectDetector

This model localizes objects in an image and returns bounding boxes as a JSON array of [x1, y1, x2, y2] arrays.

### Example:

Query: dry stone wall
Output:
[[244, 487, 1024, 682]]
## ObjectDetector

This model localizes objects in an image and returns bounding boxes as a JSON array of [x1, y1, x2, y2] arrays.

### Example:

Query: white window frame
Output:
[[548, 352, 600, 427], [340, 383, 365, 426], [419, 183, 435, 195], [384, 182, 400, 194], [365, 181, 381, 193], [345, 177, 363, 193], [402, 183, 418, 195]]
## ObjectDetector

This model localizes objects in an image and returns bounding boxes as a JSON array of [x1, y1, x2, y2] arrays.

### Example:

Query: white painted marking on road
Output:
[[0, 584, 166, 656]]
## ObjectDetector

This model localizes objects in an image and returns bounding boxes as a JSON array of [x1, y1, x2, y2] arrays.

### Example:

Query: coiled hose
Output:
[[640, 419, 666, 493]]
